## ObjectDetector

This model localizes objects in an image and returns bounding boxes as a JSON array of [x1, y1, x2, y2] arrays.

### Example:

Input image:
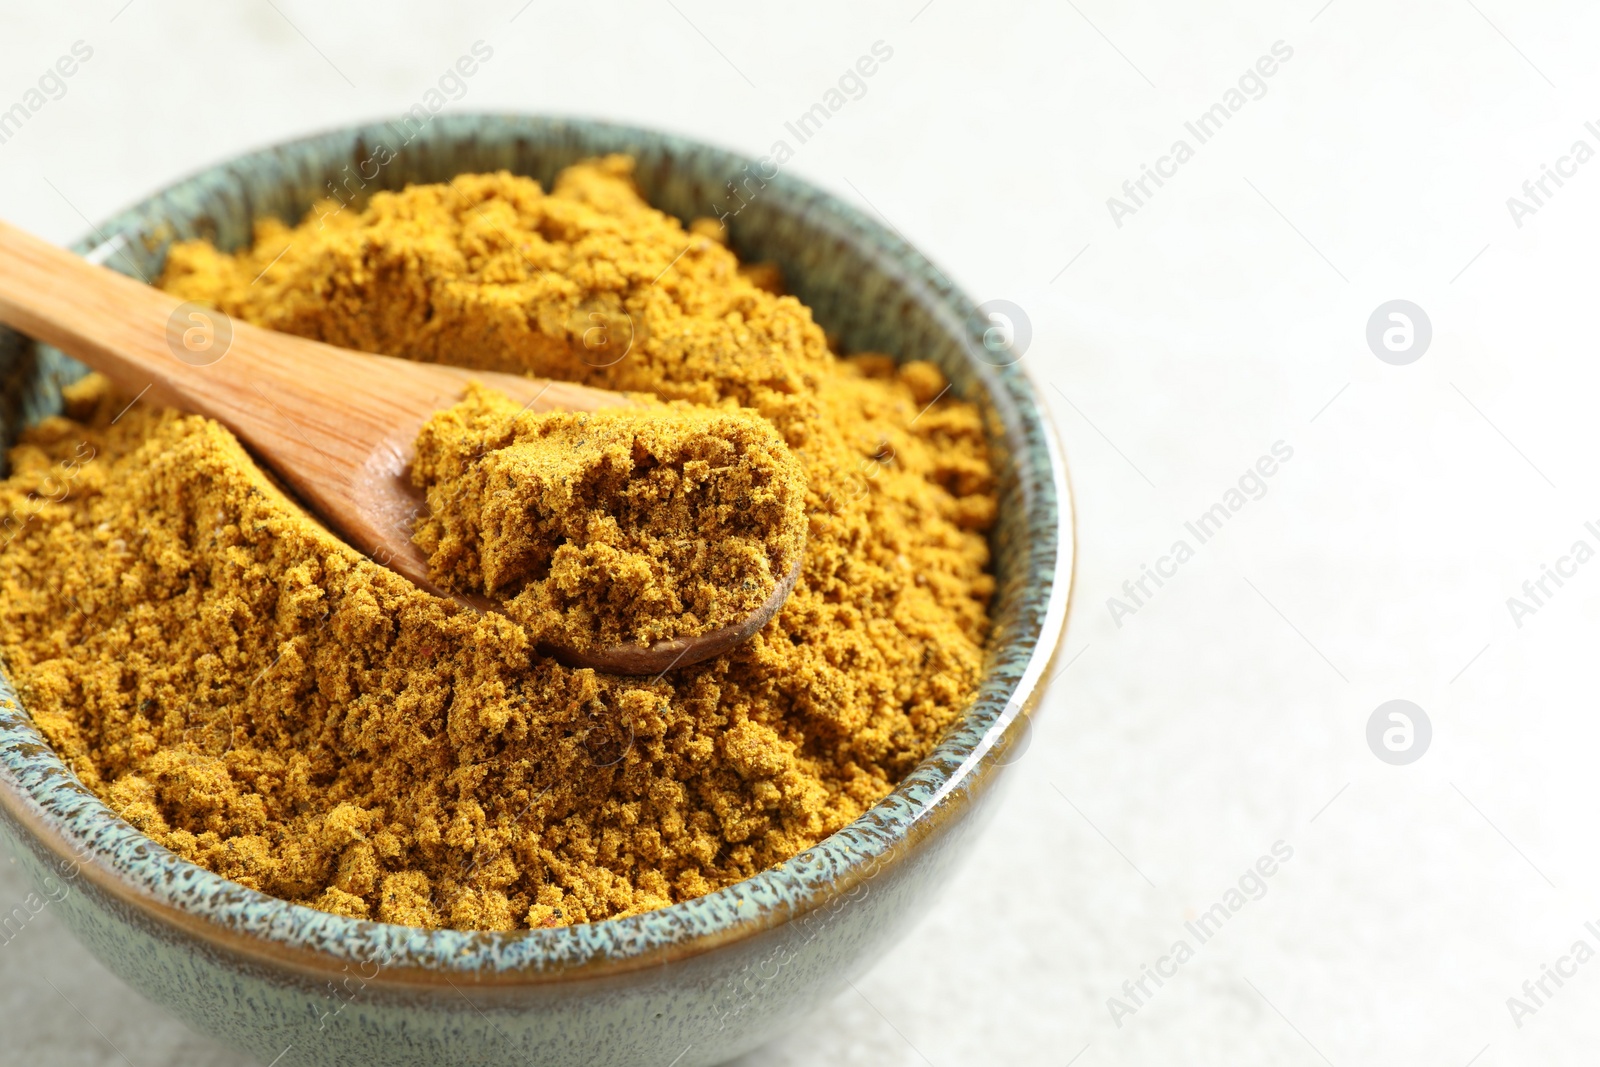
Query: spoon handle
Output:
[[0, 219, 627, 578], [0, 218, 208, 406]]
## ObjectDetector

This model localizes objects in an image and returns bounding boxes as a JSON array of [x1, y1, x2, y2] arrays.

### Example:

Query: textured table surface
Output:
[[3, 1, 1597, 1064]]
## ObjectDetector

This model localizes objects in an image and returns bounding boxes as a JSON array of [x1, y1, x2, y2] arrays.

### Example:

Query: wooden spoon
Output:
[[0, 219, 799, 675]]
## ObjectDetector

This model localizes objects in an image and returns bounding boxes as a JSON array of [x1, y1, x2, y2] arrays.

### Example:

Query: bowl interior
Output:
[[0, 114, 1069, 977]]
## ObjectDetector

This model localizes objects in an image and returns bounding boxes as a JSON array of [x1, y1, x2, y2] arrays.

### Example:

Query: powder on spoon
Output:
[[411, 386, 808, 653]]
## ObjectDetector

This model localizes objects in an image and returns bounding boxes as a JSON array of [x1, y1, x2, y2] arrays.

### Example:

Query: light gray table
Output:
[[3, 1, 1596, 1063]]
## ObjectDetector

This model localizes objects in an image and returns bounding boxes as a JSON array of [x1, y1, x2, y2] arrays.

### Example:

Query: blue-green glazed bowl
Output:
[[0, 115, 1072, 1066]]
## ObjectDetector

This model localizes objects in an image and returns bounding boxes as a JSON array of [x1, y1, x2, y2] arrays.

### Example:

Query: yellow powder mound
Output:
[[0, 157, 997, 930], [411, 388, 808, 651]]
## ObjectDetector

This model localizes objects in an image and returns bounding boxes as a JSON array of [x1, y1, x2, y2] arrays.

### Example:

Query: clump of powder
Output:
[[411, 386, 807, 652]]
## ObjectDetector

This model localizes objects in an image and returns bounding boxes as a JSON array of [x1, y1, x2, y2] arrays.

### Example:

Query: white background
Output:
[[2, 1, 1598, 1064]]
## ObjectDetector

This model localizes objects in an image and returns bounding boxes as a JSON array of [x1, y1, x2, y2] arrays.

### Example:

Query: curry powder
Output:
[[412, 388, 808, 652], [0, 158, 997, 929]]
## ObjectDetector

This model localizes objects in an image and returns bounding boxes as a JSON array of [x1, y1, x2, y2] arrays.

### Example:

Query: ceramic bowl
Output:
[[0, 115, 1072, 1067]]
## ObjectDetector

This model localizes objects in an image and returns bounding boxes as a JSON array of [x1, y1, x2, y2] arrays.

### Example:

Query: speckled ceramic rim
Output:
[[0, 114, 1074, 986]]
